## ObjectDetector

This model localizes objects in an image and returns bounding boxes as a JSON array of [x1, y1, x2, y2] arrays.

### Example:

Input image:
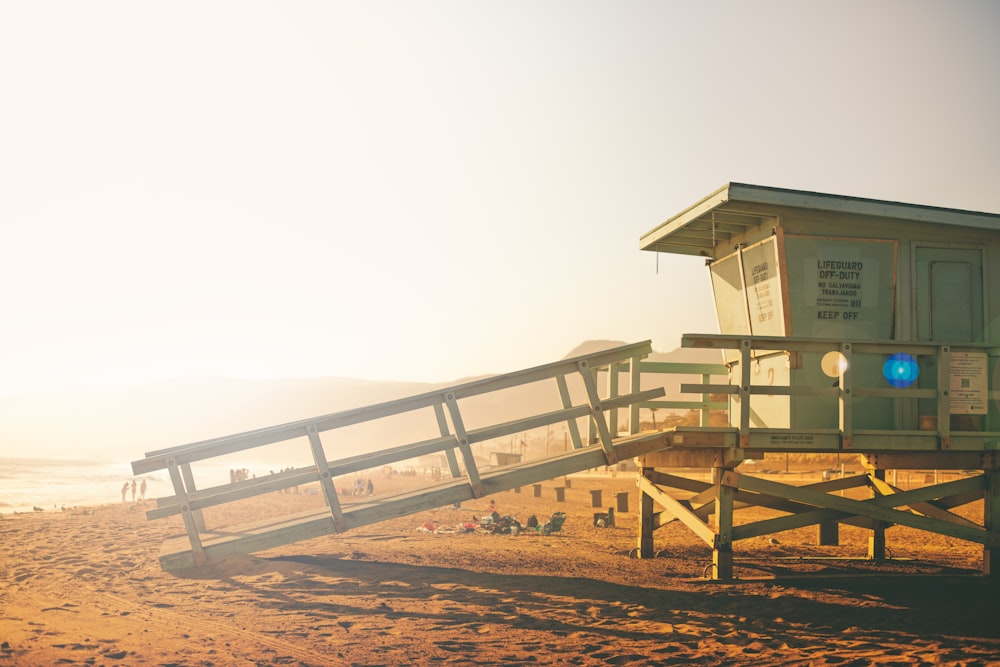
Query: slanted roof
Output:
[[639, 182, 1000, 258]]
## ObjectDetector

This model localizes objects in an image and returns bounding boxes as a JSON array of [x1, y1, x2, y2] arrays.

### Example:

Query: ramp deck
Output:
[[134, 341, 688, 571]]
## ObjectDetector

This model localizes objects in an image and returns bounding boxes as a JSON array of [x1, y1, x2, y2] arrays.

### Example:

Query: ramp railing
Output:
[[132, 341, 669, 567]]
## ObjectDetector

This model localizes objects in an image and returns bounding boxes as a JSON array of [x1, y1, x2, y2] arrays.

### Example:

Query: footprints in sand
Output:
[[3, 505, 998, 666]]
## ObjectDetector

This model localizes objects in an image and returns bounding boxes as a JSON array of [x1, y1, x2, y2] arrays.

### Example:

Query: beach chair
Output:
[[539, 511, 566, 535]]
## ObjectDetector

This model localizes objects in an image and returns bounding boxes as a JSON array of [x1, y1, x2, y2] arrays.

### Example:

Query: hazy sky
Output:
[[2, 1, 999, 396]]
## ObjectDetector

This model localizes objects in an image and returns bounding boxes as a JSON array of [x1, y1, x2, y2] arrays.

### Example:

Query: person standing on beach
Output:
[[131, 479, 137, 502], [139, 478, 147, 500], [121, 482, 129, 502]]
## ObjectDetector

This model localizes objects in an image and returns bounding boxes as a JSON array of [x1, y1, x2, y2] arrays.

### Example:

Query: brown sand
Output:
[[2, 473, 998, 666]]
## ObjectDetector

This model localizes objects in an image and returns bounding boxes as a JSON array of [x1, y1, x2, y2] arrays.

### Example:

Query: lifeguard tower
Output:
[[636, 182, 1000, 578], [132, 182, 999, 581]]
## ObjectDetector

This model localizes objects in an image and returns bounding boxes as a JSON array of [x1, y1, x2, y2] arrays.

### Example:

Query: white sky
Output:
[[2, 0, 999, 396]]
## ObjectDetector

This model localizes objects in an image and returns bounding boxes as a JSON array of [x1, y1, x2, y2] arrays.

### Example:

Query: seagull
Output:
[[768, 537, 780, 545]]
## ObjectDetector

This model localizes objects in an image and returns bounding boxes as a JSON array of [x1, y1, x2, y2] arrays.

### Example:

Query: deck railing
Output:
[[676, 333, 1000, 452]]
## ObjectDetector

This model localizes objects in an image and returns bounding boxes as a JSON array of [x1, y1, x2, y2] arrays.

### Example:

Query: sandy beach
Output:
[[2, 473, 998, 666]]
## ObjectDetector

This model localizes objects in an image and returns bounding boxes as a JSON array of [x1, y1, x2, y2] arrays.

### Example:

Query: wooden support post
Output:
[[985, 456, 999, 576], [639, 469, 654, 558], [636, 468, 656, 558], [555, 487, 565, 502], [713, 468, 735, 580], [179, 462, 206, 532], [868, 467, 886, 561]]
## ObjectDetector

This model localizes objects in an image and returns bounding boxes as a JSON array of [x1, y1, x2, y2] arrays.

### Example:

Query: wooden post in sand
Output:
[[637, 468, 654, 558], [555, 487, 565, 502], [816, 520, 839, 546], [616, 492, 629, 513], [867, 467, 887, 561], [985, 460, 999, 576], [713, 467, 735, 580]]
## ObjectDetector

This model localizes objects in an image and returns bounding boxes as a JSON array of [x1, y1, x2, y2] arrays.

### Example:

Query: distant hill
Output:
[[0, 341, 726, 463]]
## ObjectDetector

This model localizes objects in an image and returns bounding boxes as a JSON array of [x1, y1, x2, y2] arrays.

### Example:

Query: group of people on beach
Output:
[[121, 478, 147, 503], [347, 478, 375, 496]]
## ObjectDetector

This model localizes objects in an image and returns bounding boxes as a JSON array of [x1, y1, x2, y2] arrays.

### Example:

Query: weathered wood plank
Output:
[[637, 476, 715, 547], [868, 475, 983, 530]]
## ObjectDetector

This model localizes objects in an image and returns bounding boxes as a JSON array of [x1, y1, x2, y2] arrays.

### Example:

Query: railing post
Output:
[[307, 425, 344, 531], [166, 457, 205, 565], [179, 462, 206, 532], [938, 345, 952, 449], [700, 372, 712, 427], [738, 339, 752, 448], [839, 342, 853, 450], [607, 361, 620, 437], [555, 375, 584, 449], [433, 403, 463, 478], [629, 355, 642, 435], [578, 360, 616, 464], [444, 393, 484, 496]]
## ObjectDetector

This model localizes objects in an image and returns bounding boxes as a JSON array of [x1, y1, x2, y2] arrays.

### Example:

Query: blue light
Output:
[[883, 353, 919, 388]]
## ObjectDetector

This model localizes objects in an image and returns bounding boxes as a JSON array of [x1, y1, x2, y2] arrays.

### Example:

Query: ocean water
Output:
[[0, 457, 158, 513], [0, 457, 257, 514]]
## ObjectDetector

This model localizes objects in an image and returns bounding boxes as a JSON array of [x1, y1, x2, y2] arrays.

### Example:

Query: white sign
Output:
[[950, 352, 988, 415], [804, 251, 879, 323]]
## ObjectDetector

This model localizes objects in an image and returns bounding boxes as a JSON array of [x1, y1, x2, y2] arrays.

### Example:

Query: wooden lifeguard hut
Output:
[[636, 182, 1000, 578]]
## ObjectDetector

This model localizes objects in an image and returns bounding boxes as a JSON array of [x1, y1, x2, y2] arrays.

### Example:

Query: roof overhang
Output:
[[639, 182, 1000, 259]]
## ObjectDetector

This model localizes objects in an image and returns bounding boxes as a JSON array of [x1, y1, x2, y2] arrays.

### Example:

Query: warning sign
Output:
[[814, 259, 866, 321]]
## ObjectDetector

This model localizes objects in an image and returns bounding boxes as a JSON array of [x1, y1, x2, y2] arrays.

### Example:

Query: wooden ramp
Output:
[[156, 432, 670, 570], [132, 341, 706, 571]]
